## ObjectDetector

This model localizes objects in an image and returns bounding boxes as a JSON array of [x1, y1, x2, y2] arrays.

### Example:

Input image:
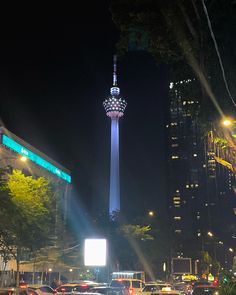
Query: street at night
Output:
[[0, 1, 236, 295]]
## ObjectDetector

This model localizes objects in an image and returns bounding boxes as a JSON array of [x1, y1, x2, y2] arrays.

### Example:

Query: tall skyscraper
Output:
[[167, 79, 236, 256], [167, 79, 204, 254], [103, 55, 127, 216]]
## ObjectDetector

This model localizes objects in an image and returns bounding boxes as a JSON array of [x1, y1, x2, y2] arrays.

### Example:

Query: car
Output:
[[141, 282, 174, 295], [56, 284, 80, 295], [72, 282, 104, 294], [173, 282, 190, 295], [89, 286, 130, 295], [110, 279, 145, 295], [191, 281, 211, 289], [56, 282, 102, 295], [150, 288, 181, 295], [191, 285, 218, 295], [28, 285, 56, 295], [0, 287, 35, 295]]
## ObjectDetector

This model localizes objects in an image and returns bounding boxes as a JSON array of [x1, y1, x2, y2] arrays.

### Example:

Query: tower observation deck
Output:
[[103, 55, 127, 216]]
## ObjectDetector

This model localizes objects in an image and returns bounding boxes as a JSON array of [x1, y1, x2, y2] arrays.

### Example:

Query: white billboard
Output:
[[84, 239, 107, 266]]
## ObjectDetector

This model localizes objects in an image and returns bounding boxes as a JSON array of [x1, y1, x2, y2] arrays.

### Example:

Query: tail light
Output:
[[81, 284, 88, 288], [128, 288, 133, 295]]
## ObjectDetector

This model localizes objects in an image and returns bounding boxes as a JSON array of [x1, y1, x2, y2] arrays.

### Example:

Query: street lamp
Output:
[[0, 155, 28, 164], [69, 268, 73, 282], [221, 118, 233, 127], [148, 211, 155, 217], [207, 231, 214, 237], [20, 156, 27, 162], [48, 268, 52, 285]]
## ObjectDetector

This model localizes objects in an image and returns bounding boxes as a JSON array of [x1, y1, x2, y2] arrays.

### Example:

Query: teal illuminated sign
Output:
[[2, 134, 71, 183]]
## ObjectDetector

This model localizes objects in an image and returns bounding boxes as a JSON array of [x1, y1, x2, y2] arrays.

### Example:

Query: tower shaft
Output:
[[103, 55, 126, 217], [109, 118, 120, 214]]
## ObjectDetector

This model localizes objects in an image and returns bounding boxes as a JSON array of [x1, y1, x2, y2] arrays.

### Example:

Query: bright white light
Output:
[[84, 239, 107, 266], [222, 119, 232, 126], [20, 156, 27, 162], [207, 231, 213, 237]]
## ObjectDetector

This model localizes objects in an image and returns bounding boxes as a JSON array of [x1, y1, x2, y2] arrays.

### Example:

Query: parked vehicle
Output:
[[150, 288, 180, 295], [110, 279, 145, 295], [0, 287, 36, 295], [90, 286, 130, 295], [28, 285, 56, 295], [141, 282, 173, 295], [73, 281, 103, 293], [56, 282, 102, 295], [172, 282, 190, 295], [191, 285, 218, 295], [56, 284, 77, 295]]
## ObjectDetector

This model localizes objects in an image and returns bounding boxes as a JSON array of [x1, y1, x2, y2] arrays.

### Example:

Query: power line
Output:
[[201, 0, 236, 107]]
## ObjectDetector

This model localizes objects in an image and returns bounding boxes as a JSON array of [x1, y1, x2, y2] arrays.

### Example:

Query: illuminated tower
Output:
[[103, 55, 127, 216]]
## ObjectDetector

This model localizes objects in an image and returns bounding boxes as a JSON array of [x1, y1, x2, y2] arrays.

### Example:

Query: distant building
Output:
[[167, 79, 203, 244], [0, 127, 72, 276], [0, 126, 71, 230], [166, 79, 236, 256]]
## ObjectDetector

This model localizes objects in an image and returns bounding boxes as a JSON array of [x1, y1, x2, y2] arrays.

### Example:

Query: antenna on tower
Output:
[[113, 55, 117, 86]]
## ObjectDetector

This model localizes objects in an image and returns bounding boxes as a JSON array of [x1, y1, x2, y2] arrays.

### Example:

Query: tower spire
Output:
[[113, 55, 117, 86]]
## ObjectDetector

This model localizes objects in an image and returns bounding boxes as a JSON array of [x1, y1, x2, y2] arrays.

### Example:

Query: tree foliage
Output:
[[0, 170, 55, 250], [119, 224, 154, 241], [111, 0, 236, 118], [92, 211, 171, 279], [0, 169, 56, 286]]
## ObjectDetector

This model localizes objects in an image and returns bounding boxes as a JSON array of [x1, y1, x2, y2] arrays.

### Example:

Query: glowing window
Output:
[[174, 216, 181, 220], [172, 155, 179, 159], [175, 230, 182, 234]]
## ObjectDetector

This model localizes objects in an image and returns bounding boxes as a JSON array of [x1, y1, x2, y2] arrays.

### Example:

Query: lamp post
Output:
[[0, 155, 28, 167], [221, 118, 234, 127], [48, 268, 52, 285], [69, 268, 73, 282]]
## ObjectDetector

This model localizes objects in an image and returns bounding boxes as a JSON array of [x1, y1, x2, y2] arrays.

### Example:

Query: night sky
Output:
[[0, 2, 168, 217]]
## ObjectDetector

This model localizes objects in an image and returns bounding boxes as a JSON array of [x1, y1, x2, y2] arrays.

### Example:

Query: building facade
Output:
[[167, 79, 236, 258], [0, 126, 72, 274]]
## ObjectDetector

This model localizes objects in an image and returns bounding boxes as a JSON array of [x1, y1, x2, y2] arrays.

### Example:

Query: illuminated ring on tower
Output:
[[103, 96, 127, 118]]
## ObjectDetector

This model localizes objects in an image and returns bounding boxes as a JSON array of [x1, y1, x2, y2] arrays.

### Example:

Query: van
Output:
[[110, 279, 145, 295]]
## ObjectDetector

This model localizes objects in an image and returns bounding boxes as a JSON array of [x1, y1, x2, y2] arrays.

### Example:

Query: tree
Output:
[[92, 210, 172, 280], [199, 250, 212, 276], [111, 0, 236, 119], [0, 169, 55, 287]]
